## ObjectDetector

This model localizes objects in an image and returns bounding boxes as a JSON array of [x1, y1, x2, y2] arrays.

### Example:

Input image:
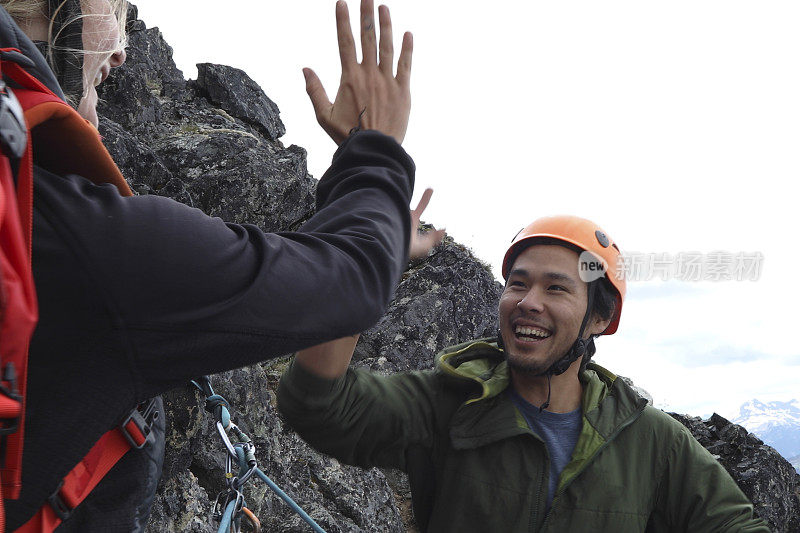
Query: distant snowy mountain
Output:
[[733, 399, 800, 472]]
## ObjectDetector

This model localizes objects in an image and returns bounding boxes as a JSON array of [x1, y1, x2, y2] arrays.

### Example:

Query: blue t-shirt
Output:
[[509, 388, 583, 510]]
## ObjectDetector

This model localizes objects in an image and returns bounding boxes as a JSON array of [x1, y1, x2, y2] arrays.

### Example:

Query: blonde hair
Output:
[[0, 0, 128, 65], [0, 0, 48, 21], [1, 0, 128, 105]]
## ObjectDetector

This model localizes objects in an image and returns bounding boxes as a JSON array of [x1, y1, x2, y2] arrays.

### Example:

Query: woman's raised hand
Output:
[[304, 0, 412, 145]]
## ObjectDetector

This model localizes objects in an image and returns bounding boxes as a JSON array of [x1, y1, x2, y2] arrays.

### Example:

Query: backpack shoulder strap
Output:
[[0, 51, 40, 512], [16, 399, 158, 532]]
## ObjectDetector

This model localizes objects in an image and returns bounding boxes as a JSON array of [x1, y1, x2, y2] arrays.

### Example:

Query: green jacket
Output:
[[278, 338, 770, 532]]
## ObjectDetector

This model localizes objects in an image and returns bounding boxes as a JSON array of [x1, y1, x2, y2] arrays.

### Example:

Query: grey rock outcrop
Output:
[[671, 413, 800, 533], [353, 241, 501, 374], [195, 63, 286, 141], [97, 6, 799, 533], [618, 375, 654, 405], [98, 7, 314, 232]]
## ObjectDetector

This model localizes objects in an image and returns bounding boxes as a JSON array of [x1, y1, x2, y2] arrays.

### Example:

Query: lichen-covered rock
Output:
[[671, 413, 800, 533], [95, 13, 185, 130], [96, 5, 799, 533], [145, 471, 213, 533], [98, 5, 316, 233], [195, 63, 286, 141], [353, 238, 502, 373]]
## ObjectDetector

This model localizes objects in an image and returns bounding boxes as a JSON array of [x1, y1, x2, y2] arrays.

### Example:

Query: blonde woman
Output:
[[0, 1, 427, 530]]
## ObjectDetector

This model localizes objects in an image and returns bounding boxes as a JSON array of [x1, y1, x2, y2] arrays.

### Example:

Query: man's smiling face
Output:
[[499, 244, 598, 375]]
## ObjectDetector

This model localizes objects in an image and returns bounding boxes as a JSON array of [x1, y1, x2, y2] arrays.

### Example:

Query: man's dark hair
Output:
[[582, 276, 616, 369], [592, 276, 617, 323]]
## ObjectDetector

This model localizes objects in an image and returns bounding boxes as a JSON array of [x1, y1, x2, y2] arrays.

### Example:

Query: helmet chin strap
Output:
[[538, 281, 597, 412], [497, 281, 598, 412]]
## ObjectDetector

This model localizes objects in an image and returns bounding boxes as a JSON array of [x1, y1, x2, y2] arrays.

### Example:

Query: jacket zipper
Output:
[[522, 431, 548, 532], [538, 404, 646, 531]]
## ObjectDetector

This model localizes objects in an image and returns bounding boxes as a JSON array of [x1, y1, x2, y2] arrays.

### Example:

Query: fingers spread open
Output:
[[378, 5, 394, 75], [360, 0, 377, 65], [396, 31, 413, 87], [336, 1, 357, 70]]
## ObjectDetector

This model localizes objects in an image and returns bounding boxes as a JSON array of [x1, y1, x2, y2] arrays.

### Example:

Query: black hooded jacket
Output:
[[0, 8, 414, 530]]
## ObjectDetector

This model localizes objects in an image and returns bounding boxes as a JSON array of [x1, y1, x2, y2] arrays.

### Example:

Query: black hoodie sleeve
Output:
[[32, 130, 413, 397]]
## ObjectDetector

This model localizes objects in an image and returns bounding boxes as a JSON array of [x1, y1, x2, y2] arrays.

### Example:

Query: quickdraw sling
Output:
[[192, 376, 326, 533]]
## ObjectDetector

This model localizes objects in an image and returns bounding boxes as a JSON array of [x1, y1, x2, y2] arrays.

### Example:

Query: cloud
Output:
[[625, 280, 709, 301], [654, 340, 783, 368]]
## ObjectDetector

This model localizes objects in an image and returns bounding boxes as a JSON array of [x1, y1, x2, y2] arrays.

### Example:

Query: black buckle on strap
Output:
[[0, 363, 21, 436], [120, 397, 159, 449], [46, 481, 72, 522]]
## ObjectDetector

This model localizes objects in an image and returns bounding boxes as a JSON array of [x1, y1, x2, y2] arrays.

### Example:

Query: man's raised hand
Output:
[[304, 0, 412, 145], [409, 188, 446, 260]]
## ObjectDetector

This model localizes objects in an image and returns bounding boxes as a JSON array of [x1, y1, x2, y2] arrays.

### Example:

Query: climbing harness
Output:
[[191, 376, 326, 533]]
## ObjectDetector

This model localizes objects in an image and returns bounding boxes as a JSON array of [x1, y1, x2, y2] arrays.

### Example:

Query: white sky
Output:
[[132, 0, 800, 421]]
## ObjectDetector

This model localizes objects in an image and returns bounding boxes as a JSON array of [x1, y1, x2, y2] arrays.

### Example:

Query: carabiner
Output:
[[216, 420, 238, 458], [241, 506, 261, 533]]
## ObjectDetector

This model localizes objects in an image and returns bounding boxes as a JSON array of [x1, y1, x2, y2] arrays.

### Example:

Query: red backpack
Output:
[[0, 48, 37, 533], [0, 48, 156, 532]]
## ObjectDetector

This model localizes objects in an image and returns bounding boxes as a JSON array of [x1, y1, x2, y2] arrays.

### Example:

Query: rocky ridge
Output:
[[98, 7, 800, 532], [733, 399, 800, 472]]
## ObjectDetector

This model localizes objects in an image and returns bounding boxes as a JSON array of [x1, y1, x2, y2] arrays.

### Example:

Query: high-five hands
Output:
[[304, 0, 412, 145]]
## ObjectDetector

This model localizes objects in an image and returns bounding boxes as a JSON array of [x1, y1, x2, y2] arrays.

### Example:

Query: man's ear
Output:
[[588, 315, 612, 336]]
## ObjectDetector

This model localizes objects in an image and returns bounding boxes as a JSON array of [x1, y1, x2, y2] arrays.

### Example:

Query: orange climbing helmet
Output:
[[502, 215, 626, 335]]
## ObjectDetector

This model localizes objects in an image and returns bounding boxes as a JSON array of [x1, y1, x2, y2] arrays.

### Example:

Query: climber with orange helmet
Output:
[[278, 215, 769, 531], [496, 216, 626, 412]]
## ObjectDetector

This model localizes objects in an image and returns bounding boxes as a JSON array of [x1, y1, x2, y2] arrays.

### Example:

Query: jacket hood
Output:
[[438, 337, 648, 476], [436, 337, 619, 409], [436, 338, 509, 404], [0, 6, 65, 99]]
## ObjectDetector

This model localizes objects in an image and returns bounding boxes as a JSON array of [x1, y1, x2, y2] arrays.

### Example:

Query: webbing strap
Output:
[[0, 395, 21, 418], [61, 428, 133, 509], [15, 422, 148, 532]]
